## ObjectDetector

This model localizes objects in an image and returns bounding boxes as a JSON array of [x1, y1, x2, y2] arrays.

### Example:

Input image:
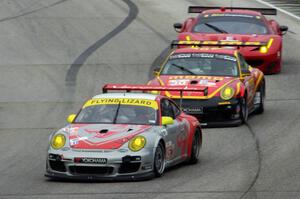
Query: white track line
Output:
[[255, 0, 300, 20]]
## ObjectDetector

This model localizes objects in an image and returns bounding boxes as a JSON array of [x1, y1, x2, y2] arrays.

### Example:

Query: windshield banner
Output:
[[170, 53, 237, 62], [83, 98, 158, 109]]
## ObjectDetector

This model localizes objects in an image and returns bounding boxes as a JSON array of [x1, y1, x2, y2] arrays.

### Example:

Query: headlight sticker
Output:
[[51, 134, 66, 150], [221, 87, 235, 100]]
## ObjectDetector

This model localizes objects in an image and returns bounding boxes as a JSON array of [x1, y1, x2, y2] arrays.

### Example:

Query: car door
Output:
[[170, 101, 189, 159], [238, 53, 256, 107], [160, 99, 183, 162]]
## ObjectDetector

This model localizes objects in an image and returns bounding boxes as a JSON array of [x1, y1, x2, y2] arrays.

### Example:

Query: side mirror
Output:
[[173, 23, 183, 33], [279, 25, 288, 35], [153, 67, 160, 76], [66, 114, 76, 123], [241, 69, 251, 77], [162, 116, 174, 125]]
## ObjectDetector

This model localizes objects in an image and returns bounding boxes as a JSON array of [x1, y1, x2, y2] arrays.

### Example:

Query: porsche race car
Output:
[[45, 84, 202, 180], [148, 41, 266, 126], [173, 6, 288, 74]]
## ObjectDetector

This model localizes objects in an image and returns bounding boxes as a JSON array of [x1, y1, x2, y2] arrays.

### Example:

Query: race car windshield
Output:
[[74, 104, 158, 125], [193, 14, 269, 34], [161, 53, 239, 77]]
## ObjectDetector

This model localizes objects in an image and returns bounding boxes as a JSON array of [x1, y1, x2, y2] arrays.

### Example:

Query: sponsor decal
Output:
[[182, 107, 203, 114], [199, 79, 208, 85], [70, 139, 78, 146], [74, 157, 107, 164], [176, 41, 264, 47], [160, 129, 168, 137], [168, 75, 224, 81], [166, 141, 175, 160], [199, 79, 216, 86], [215, 54, 236, 61], [169, 79, 189, 86], [83, 98, 158, 109], [190, 53, 214, 58], [209, 13, 256, 18], [168, 79, 216, 86], [218, 101, 231, 105], [176, 125, 188, 156], [245, 41, 262, 45], [170, 54, 191, 59], [61, 127, 79, 135], [69, 136, 88, 146], [170, 53, 237, 62]]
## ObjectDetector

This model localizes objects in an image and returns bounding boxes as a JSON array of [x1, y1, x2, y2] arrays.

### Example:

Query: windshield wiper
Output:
[[112, 102, 121, 124], [171, 63, 196, 75], [204, 23, 228, 34]]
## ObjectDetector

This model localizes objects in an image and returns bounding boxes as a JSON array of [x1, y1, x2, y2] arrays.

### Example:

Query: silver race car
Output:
[[45, 84, 202, 180]]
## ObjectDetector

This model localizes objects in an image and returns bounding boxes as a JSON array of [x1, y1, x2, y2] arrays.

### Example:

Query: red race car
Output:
[[173, 6, 288, 74], [148, 41, 265, 127]]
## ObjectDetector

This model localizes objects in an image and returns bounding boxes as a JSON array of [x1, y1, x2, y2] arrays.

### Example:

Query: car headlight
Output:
[[128, 136, 146, 152], [260, 38, 273, 54], [220, 86, 235, 100], [259, 46, 268, 54], [51, 134, 66, 150]]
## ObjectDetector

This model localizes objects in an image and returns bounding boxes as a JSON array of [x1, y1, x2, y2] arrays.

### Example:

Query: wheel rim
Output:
[[192, 133, 200, 159], [155, 145, 165, 174]]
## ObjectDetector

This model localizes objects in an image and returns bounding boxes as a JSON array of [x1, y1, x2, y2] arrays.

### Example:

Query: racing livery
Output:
[[148, 41, 265, 126], [173, 6, 288, 74], [45, 84, 202, 180]]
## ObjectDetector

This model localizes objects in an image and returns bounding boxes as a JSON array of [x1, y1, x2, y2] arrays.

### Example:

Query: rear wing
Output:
[[103, 84, 208, 109], [171, 40, 268, 48], [188, 6, 277, 15], [103, 84, 208, 95]]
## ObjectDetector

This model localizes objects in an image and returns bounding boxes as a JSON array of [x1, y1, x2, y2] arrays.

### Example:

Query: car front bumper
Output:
[[242, 49, 281, 74], [174, 98, 242, 127], [45, 147, 155, 181]]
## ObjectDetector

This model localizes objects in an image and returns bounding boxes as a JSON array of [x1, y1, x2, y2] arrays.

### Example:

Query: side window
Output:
[[170, 101, 181, 118], [161, 99, 175, 119], [238, 53, 249, 72]]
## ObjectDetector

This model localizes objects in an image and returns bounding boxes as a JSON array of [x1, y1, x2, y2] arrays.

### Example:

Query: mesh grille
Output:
[[69, 166, 114, 175]]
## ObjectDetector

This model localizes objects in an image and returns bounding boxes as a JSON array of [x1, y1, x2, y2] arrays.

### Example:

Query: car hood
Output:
[[157, 75, 238, 98], [62, 124, 152, 150]]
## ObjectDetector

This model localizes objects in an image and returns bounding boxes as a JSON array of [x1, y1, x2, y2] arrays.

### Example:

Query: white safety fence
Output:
[[256, 0, 300, 20]]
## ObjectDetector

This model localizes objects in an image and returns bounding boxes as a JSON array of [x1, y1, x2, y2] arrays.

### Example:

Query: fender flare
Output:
[[182, 17, 196, 32], [187, 125, 202, 158], [239, 84, 246, 98], [152, 131, 166, 157]]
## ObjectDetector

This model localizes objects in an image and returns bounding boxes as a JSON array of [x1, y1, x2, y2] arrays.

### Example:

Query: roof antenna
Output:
[[230, 0, 233, 10]]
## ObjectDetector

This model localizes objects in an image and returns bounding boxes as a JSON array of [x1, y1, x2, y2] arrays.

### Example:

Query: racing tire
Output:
[[153, 142, 166, 177], [255, 81, 265, 114], [240, 96, 248, 123], [188, 129, 202, 164]]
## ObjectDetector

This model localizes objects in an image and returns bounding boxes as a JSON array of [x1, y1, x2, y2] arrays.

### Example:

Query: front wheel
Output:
[[153, 142, 165, 177], [188, 129, 202, 164], [240, 97, 248, 123], [254, 81, 265, 114]]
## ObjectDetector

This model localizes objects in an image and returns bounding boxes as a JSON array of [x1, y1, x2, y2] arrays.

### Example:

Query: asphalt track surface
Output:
[[0, 0, 299, 198]]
